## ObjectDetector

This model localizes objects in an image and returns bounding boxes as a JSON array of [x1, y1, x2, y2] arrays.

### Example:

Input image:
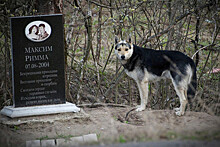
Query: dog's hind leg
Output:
[[136, 81, 148, 111]]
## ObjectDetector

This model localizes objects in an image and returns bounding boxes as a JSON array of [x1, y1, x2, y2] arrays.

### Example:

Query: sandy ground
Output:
[[0, 106, 220, 146]]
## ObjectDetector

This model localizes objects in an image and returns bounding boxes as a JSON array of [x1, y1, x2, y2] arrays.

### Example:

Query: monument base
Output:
[[0, 102, 80, 118]]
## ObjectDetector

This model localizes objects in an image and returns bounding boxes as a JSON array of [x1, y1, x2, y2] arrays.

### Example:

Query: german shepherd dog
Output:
[[114, 36, 197, 116]]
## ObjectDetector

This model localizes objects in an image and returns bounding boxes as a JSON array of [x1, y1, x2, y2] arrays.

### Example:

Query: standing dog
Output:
[[114, 37, 197, 116]]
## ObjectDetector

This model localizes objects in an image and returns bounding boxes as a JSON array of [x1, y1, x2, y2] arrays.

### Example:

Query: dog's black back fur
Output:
[[123, 45, 197, 102]]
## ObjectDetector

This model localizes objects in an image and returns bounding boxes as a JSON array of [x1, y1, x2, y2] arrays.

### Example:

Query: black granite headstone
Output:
[[10, 14, 65, 107]]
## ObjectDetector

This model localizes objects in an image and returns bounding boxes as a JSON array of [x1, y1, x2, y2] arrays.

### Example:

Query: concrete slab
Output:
[[83, 134, 98, 143], [41, 139, 55, 147], [71, 136, 84, 144], [56, 136, 84, 146], [26, 140, 40, 147], [0, 102, 80, 118], [56, 138, 70, 146]]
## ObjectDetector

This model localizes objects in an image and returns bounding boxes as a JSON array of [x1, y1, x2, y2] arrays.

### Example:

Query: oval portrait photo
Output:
[[25, 20, 51, 42]]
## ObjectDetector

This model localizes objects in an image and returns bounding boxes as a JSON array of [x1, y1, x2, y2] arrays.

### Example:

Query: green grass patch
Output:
[[13, 126, 19, 131], [182, 131, 220, 141], [118, 135, 126, 143], [166, 131, 177, 139], [56, 134, 73, 140], [38, 135, 49, 141]]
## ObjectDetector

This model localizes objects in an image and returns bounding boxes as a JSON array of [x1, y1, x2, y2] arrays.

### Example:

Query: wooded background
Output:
[[0, 0, 219, 115]]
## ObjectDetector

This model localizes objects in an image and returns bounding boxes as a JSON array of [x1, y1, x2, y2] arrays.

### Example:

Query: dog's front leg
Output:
[[136, 81, 149, 111]]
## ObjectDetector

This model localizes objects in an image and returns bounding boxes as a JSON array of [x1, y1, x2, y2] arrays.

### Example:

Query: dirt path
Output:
[[0, 106, 220, 146]]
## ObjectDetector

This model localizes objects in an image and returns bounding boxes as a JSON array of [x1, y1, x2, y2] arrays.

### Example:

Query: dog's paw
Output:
[[136, 105, 145, 112], [174, 107, 180, 112], [175, 111, 182, 116], [175, 110, 184, 116]]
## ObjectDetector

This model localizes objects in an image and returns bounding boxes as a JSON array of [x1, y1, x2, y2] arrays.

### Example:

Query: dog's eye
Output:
[[125, 49, 128, 51], [118, 49, 121, 51]]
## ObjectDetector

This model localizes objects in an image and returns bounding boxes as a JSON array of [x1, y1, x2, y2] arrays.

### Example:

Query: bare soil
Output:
[[0, 106, 220, 146]]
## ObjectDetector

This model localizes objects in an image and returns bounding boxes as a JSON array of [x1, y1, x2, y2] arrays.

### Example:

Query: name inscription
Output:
[[24, 46, 52, 68]]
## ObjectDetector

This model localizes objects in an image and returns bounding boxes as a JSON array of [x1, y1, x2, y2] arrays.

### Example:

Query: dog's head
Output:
[[114, 36, 133, 62]]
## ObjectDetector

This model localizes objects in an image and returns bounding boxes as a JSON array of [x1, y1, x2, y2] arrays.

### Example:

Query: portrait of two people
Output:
[[27, 23, 49, 41]]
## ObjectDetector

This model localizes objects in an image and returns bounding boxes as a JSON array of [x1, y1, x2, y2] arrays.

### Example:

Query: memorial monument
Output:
[[1, 14, 80, 118]]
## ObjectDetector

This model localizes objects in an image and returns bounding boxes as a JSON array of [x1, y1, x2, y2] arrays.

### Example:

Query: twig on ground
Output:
[[125, 108, 136, 121], [77, 103, 127, 108]]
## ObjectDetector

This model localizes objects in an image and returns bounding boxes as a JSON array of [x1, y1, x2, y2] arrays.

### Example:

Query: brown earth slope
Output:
[[0, 106, 220, 146]]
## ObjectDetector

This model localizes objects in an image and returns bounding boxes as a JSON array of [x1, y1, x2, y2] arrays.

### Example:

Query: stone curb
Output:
[[26, 133, 98, 147]]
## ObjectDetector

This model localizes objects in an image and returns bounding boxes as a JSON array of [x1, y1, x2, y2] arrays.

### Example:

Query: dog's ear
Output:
[[128, 34, 131, 43], [115, 36, 119, 44]]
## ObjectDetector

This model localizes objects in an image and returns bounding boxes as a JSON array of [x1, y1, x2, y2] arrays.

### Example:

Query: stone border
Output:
[[26, 133, 98, 147]]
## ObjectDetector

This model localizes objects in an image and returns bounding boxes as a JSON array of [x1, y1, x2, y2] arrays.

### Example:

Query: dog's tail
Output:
[[187, 63, 197, 104]]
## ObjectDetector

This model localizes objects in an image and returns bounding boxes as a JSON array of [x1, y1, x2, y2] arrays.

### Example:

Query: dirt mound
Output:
[[0, 106, 220, 146]]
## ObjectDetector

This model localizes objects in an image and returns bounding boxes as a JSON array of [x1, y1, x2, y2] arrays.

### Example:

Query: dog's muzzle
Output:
[[121, 55, 125, 60]]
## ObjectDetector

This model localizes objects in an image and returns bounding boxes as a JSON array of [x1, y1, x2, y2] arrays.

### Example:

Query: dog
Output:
[[114, 36, 197, 116]]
